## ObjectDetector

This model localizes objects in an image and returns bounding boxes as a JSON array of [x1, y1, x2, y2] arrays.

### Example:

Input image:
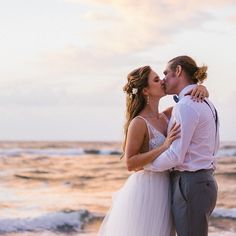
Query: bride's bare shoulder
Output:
[[128, 116, 147, 133]]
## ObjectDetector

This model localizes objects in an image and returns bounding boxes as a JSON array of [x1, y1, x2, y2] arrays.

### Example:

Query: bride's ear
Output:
[[142, 87, 149, 96]]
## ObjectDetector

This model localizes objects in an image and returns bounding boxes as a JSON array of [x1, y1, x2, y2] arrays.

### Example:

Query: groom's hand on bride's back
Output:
[[163, 122, 181, 149]]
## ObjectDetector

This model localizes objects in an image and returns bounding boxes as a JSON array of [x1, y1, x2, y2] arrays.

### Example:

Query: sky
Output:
[[0, 0, 236, 142]]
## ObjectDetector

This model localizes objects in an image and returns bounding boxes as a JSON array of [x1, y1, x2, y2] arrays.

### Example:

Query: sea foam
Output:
[[0, 209, 97, 233]]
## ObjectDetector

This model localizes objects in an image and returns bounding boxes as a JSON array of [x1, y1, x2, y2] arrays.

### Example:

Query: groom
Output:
[[144, 55, 219, 236]]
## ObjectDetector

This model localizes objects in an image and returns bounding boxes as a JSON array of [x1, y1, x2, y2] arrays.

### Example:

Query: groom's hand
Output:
[[163, 122, 181, 149]]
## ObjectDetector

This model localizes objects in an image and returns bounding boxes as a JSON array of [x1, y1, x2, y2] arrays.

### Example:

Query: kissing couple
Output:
[[98, 55, 219, 236]]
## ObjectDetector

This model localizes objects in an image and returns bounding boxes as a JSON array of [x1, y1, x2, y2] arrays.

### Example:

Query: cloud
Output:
[[82, 11, 119, 21], [0, 42, 164, 109], [38, 44, 164, 76], [2, 0, 235, 109], [32, 0, 235, 84], [65, 0, 236, 54], [229, 13, 236, 22]]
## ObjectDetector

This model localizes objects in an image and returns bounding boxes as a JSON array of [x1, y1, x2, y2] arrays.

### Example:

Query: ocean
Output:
[[0, 141, 235, 235]]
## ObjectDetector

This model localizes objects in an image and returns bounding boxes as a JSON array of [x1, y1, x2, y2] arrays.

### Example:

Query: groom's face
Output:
[[163, 63, 179, 95]]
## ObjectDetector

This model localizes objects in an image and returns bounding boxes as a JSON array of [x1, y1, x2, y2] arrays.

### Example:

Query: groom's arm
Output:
[[144, 103, 199, 172]]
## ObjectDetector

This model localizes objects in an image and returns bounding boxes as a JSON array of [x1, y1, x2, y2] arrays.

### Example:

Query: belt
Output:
[[170, 169, 214, 177]]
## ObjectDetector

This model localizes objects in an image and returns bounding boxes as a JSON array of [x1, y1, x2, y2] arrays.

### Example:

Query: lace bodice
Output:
[[136, 115, 167, 150], [148, 124, 166, 150]]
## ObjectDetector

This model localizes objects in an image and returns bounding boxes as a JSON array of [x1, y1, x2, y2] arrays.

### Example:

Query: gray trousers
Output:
[[170, 169, 218, 236]]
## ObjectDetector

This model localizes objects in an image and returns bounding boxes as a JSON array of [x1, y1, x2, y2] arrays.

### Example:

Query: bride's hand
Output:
[[163, 122, 181, 149], [187, 84, 209, 102], [134, 167, 144, 172]]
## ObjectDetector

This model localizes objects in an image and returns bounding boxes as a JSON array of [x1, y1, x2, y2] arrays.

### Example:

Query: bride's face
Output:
[[144, 70, 166, 98]]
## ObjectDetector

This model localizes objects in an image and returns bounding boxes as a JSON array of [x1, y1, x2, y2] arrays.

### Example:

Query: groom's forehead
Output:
[[163, 63, 172, 74], [163, 68, 169, 75]]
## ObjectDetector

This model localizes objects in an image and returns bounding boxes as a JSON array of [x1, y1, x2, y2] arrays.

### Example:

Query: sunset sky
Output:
[[0, 0, 236, 141]]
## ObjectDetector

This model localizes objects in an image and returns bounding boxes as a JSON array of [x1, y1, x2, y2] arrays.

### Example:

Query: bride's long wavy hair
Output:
[[122, 65, 151, 155]]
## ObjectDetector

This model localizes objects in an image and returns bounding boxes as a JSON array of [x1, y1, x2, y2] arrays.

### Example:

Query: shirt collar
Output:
[[178, 84, 197, 100]]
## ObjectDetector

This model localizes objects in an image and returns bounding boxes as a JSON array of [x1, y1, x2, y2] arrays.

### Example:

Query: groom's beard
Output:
[[163, 84, 176, 95], [165, 89, 175, 95], [162, 84, 171, 95]]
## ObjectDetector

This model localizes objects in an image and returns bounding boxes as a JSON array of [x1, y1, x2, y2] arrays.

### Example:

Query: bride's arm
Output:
[[124, 118, 180, 171], [187, 84, 209, 101]]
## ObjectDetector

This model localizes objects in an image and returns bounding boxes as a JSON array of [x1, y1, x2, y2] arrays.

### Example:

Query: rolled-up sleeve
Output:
[[144, 103, 199, 172]]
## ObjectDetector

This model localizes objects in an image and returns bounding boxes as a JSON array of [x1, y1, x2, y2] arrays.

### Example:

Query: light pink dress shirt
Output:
[[144, 84, 220, 172]]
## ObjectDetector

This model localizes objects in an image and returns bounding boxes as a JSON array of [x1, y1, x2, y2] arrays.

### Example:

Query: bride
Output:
[[97, 66, 208, 236]]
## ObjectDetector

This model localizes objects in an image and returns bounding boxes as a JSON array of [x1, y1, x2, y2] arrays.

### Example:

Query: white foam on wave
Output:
[[0, 148, 123, 157], [0, 148, 85, 157], [212, 208, 236, 219], [0, 208, 235, 233], [216, 148, 236, 157], [0, 147, 235, 159], [0, 145, 235, 158], [209, 232, 236, 236], [0, 210, 95, 233], [99, 149, 121, 155], [99, 149, 114, 155]]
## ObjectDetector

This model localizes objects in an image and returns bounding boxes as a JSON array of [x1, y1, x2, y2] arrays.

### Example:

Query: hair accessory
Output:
[[132, 88, 138, 95]]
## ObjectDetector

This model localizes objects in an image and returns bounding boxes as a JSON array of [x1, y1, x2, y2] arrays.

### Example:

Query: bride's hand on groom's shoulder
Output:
[[186, 84, 209, 102], [163, 122, 181, 149]]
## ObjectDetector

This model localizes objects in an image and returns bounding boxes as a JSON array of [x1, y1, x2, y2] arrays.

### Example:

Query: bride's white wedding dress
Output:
[[97, 115, 175, 236]]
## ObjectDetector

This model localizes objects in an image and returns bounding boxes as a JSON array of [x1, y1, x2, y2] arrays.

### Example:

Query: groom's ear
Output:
[[176, 65, 182, 77]]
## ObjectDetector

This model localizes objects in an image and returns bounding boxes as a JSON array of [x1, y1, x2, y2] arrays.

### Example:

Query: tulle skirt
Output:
[[97, 170, 175, 236]]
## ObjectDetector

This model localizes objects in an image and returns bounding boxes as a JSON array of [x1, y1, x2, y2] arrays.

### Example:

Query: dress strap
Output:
[[135, 116, 154, 140]]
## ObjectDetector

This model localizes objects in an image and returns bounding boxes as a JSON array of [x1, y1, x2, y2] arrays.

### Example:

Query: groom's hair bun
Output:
[[194, 66, 208, 84], [169, 55, 208, 84]]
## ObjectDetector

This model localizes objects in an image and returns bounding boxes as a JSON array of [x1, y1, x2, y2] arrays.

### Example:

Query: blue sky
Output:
[[0, 0, 236, 141]]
